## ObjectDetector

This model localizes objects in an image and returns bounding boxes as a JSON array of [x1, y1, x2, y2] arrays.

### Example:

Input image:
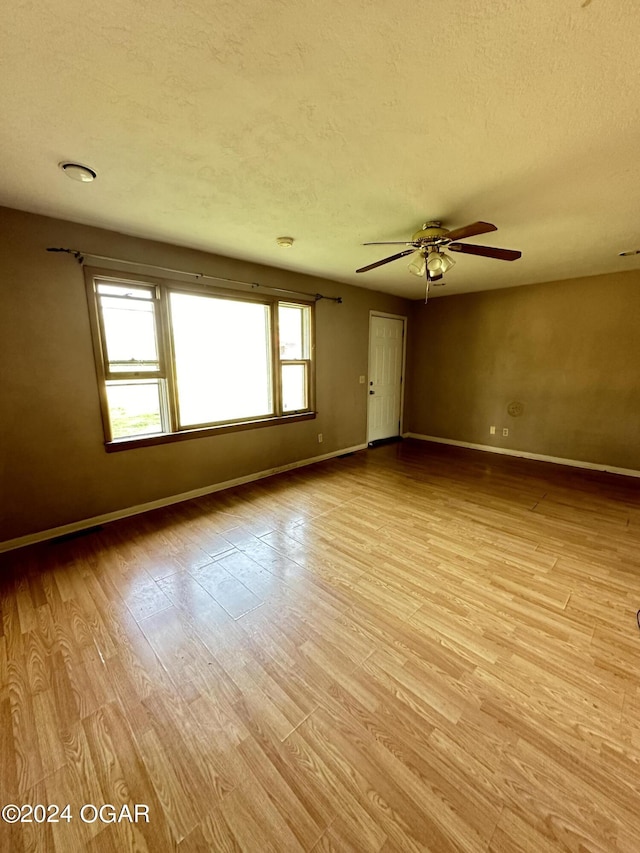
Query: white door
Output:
[[367, 315, 404, 443]]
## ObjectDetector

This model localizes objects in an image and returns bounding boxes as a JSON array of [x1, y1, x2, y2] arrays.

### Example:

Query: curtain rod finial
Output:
[[46, 247, 84, 264]]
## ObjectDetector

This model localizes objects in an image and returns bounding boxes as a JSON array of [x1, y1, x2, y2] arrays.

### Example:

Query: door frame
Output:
[[366, 310, 408, 444]]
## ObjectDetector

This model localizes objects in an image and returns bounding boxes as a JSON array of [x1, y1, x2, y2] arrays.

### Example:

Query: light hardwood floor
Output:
[[1, 440, 640, 852]]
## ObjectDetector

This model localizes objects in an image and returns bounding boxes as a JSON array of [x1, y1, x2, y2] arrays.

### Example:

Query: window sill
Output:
[[105, 411, 317, 452]]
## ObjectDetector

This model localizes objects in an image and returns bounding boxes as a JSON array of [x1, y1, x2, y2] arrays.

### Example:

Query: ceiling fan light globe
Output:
[[440, 252, 455, 273], [426, 250, 456, 276], [408, 253, 426, 277], [426, 252, 444, 274]]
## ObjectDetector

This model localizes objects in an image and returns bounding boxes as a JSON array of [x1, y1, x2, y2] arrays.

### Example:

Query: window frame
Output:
[[277, 301, 314, 415], [85, 267, 316, 451]]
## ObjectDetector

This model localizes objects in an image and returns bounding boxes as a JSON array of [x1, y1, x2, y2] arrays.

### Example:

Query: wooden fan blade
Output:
[[448, 242, 521, 261], [356, 249, 416, 273], [444, 221, 497, 242]]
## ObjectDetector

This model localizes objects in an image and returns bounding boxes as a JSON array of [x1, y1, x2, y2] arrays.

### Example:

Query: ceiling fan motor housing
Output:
[[412, 222, 449, 244]]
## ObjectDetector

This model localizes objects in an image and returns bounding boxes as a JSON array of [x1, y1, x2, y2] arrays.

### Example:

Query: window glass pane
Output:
[[170, 293, 272, 426], [278, 304, 307, 359], [106, 381, 164, 438], [101, 295, 159, 372], [282, 363, 307, 412], [97, 283, 153, 299]]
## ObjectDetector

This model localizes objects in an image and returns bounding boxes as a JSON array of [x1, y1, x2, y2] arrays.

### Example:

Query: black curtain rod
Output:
[[46, 247, 343, 303]]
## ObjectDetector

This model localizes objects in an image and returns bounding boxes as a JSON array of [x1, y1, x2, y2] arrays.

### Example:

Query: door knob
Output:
[[369, 390, 375, 395]]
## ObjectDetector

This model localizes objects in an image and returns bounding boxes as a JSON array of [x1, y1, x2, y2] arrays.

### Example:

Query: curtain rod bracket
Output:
[[315, 294, 342, 303]]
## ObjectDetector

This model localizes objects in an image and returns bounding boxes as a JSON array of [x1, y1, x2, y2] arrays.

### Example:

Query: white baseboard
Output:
[[403, 433, 640, 479], [0, 443, 368, 555]]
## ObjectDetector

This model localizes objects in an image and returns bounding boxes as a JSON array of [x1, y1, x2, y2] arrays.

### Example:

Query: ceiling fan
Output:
[[356, 221, 521, 295]]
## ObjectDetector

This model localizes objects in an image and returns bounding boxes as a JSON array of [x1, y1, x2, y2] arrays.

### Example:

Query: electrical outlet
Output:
[[317, 433, 323, 443], [490, 426, 496, 435], [359, 375, 366, 384], [503, 427, 509, 437]]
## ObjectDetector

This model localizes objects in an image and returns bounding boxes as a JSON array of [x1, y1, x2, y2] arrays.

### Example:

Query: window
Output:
[[87, 272, 314, 447], [170, 292, 273, 427], [279, 303, 312, 412]]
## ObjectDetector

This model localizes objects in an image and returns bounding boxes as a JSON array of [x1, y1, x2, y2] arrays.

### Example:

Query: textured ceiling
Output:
[[2, 0, 640, 298]]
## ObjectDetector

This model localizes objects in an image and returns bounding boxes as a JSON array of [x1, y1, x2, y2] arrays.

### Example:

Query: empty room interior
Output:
[[1, 1, 640, 851]]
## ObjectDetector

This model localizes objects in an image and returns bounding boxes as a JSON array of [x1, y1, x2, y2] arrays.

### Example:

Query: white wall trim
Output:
[[404, 433, 640, 479], [0, 443, 368, 555]]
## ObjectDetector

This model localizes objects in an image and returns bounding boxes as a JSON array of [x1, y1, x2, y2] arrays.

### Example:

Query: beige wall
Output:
[[406, 271, 640, 470], [4, 203, 638, 546], [0, 206, 408, 544]]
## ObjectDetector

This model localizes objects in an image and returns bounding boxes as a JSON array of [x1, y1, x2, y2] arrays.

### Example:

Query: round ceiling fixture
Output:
[[276, 236, 294, 248], [59, 162, 97, 182]]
